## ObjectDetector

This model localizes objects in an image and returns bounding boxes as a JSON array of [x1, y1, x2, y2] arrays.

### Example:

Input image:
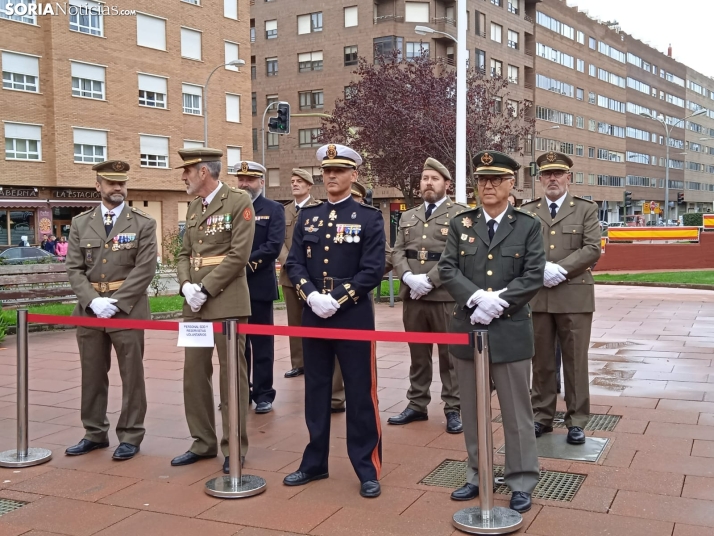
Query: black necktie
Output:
[[425, 203, 436, 220], [487, 220, 496, 242], [104, 212, 114, 236], [550, 203, 558, 219]]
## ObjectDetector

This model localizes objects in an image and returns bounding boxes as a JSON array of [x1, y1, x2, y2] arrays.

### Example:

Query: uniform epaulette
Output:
[[459, 205, 480, 216], [131, 207, 150, 217], [229, 187, 246, 195], [360, 203, 380, 211], [514, 207, 536, 218], [574, 195, 597, 204], [302, 200, 324, 209], [75, 208, 94, 218], [521, 198, 540, 206]]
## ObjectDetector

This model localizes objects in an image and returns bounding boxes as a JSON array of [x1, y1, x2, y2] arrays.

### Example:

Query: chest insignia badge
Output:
[[469, 237, 475, 243], [329, 210, 337, 221], [351, 212, 357, 220], [441, 228, 449, 236], [461, 233, 468, 241], [462, 217, 473, 228]]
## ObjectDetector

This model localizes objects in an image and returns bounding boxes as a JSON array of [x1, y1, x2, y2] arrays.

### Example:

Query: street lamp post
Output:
[[531, 125, 560, 199], [203, 59, 245, 147], [415, 16, 466, 204], [640, 109, 706, 224]]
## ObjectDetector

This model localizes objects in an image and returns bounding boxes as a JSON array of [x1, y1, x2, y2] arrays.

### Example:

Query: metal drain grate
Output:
[[420, 460, 585, 502], [0, 498, 26, 516], [493, 412, 621, 432]]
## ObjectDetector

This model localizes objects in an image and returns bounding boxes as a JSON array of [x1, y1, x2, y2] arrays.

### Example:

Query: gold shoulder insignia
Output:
[[75, 208, 93, 218], [514, 208, 536, 219], [131, 207, 150, 217], [302, 200, 324, 210]]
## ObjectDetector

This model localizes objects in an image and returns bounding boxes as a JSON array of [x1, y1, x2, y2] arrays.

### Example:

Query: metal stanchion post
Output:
[[0, 310, 52, 468], [452, 330, 523, 535], [388, 270, 395, 307], [205, 319, 266, 498]]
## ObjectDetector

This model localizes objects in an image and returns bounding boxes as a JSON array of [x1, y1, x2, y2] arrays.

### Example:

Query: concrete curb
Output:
[[595, 281, 714, 291]]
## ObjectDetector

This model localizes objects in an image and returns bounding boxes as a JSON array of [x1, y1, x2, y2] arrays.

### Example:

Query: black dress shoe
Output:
[[284, 367, 304, 378], [222, 456, 246, 473], [567, 426, 586, 445], [283, 470, 329, 486], [170, 451, 216, 466], [387, 408, 428, 425], [331, 406, 346, 414], [510, 491, 532, 513], [65, 439, 109, 456], [360, 480, 381, 498], [112, 443, 139, 460], [451, 483, 479, 501], [534, 422, 554, 438], [445, 412, 463, 434], [255, 401, 273, 414]]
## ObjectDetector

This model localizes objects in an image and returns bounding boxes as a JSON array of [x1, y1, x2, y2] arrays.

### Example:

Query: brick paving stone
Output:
[[646, 421, 714, 441], [631, 451, 714, 478], [93, 510, 241, 536], [309, 505, 454, 536], [608, 405, 700, 424], [573, 464, 685, 496], [98, 479, 221, 517], [525, 506, 674, 536], [692, 440, 714, 458], [657, 399, 714, 413], [610, 490, 714, 528], [682, 476, 714, 501], [601, 445, 636, 468], [673, 524, 714, 536], [234, 529, 306, 536]]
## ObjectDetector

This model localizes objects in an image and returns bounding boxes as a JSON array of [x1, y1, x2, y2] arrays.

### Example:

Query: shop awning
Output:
[[0, 200, 48, 209], [48, 200, 101, 207]]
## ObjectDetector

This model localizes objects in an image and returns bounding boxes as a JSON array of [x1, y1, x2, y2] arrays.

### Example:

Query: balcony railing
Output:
[[437, 56, 456, 66], [524, 14, 533, 23], [374, 15, 404, 24], [431, 16, 456, 26]]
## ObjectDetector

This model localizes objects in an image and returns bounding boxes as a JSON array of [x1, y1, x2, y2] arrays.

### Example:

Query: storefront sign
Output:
[[53, 189, 101, 199], [1, 187, 38, 198]]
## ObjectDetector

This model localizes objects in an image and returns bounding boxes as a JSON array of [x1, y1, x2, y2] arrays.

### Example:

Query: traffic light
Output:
[[677, 192, 685, 204], [624, 191, 632, 208], [529, 162, 538, 177], [268, 101, 291, 134]]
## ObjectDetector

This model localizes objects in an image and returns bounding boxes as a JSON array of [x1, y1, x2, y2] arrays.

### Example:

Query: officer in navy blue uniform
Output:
[[283, 143, 386, 498], [235, 161, 286, 414]]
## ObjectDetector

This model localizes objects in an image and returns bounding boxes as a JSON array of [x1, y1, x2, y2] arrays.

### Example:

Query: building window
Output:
[[374, 36, 403, 59], [139, 135, 169, 168], [180, 27, 202, 61], [507, 65, 518, 85], [0, 0, 36, 24], [588, 92, 595, 104], [491, 0, 502, 6], [252, 129, 257, 151], [575, 145, 584, 157], [69, 0, 103, 36], [299, 90, 323, 109], [182, 83, 202, 115], [267, 132, 279, 149], [405, 2, 429, 22], [576, 88, 583, 101], [136, 13, 166, 51], [265, 19, 277, 39], [576, 116, 584, 129], [4, 122, 41, 160], [267, 168, 280, 187], [589, 37, 596, 49], [575, 172, 584, 183], [493, 96, 503, 114], [224, 0, 237, 19], [251, 92, 257, 115], [588, 119, 596, 131], [344, 85, 357, 99], [577, 59, 584, 72], [474, 49, 486, 72], [405, 42, 429, 61], [298, 51, 323, 72], [507, 99, 518, 117], [491, 23, 502, 43], [138, 74, 167, 108], [225, 42, 240, 71], [226, 93, 240, 123], [297, 12, 322, 34], [250, 22, 255, 43], [299, 128, 322, 148], [475, 11, 485, 37], [344, 45, 358, 66], [73, 128, 107, 164], [490, 59, 502, 77], [588, 147, 594, 158], [251, 56, 256, 79], [508, 1, 519, 15], [266, 57, 278, 76], [2, 51, 40, 92], [70, 62, 104, 99], [226, 146, 242, 173], [344, 6, 358, 27], [507, 30, 518, 49]]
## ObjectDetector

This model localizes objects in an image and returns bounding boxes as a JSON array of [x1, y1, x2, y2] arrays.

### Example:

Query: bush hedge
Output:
[[683, 213, 704, 227]]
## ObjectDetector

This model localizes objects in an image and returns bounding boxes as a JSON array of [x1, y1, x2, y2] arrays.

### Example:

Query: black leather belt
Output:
[[406, 250, 441, 261], [312, 277, 350, 291]]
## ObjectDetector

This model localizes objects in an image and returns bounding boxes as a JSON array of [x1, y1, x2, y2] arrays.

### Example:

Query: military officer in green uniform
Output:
[[170, 148, 256, 475], [522, 152, 601, 445], [438, 151, 545, 514], [65, 160, 157, 461], [390, 158, 468, 434]]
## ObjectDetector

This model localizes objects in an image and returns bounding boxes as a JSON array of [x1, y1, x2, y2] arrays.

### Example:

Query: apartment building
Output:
[[0, 0, 251, 252], [251, 0, 714, 227]]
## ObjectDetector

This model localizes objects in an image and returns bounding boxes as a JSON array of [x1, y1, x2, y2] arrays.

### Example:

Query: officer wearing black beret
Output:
[[283, 143, 386, 498]]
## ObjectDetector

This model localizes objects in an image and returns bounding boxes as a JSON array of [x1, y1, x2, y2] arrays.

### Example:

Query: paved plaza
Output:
[[1, 286, 714, 535]]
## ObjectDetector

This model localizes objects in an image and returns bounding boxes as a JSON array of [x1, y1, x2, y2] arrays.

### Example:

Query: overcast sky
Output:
[[568, 0, 714, 78]]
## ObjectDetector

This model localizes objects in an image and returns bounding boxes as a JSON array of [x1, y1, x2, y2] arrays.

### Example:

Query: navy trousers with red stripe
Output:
[[299, 299, 382, 483]]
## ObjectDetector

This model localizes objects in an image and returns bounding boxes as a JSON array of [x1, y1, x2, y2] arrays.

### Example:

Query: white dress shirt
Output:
[[544, 192, 567, 216], [202, 181, 223, 205], [483, 205, 509, 233], [100, 202, 124, 226]]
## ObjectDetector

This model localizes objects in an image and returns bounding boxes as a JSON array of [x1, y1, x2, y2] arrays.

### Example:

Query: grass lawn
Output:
[[594, 271, 714, 285]]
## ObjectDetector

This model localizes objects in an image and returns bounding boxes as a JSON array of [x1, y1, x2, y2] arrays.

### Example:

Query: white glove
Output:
[[470, 307, 494, 326], [544, 262, 567, 288], [183, 282, 208, 311], [466, 289, 509, 317], [403, 272, 433, 296], [89, 297, 119, 319], [307, 292, 340, 319]]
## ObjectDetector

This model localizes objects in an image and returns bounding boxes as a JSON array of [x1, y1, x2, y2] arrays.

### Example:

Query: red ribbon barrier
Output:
[[26, 313, 470, 345]]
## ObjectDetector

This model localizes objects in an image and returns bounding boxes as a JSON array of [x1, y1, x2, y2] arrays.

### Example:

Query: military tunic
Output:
[[392, 199, 469, 415], [285, 196, 385, 483], [66, 204, 157, 446], [522, 193, 601, 429], [177, 183, 255, 458], [438, 204, 545, 493]]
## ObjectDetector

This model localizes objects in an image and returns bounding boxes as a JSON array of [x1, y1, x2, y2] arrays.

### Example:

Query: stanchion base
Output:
[[452, 506, 523, 535], [0, 447, 52, 468], [204, 474, 267, 499]]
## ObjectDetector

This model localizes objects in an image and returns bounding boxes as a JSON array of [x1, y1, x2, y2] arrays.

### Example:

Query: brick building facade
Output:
[[0, 0, 251, 256]]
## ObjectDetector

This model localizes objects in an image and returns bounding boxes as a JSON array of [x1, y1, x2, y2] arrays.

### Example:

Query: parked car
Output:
[[599, 221, 609, 231], [608, 222, 626, 227], [0, 247, 58, 265]]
